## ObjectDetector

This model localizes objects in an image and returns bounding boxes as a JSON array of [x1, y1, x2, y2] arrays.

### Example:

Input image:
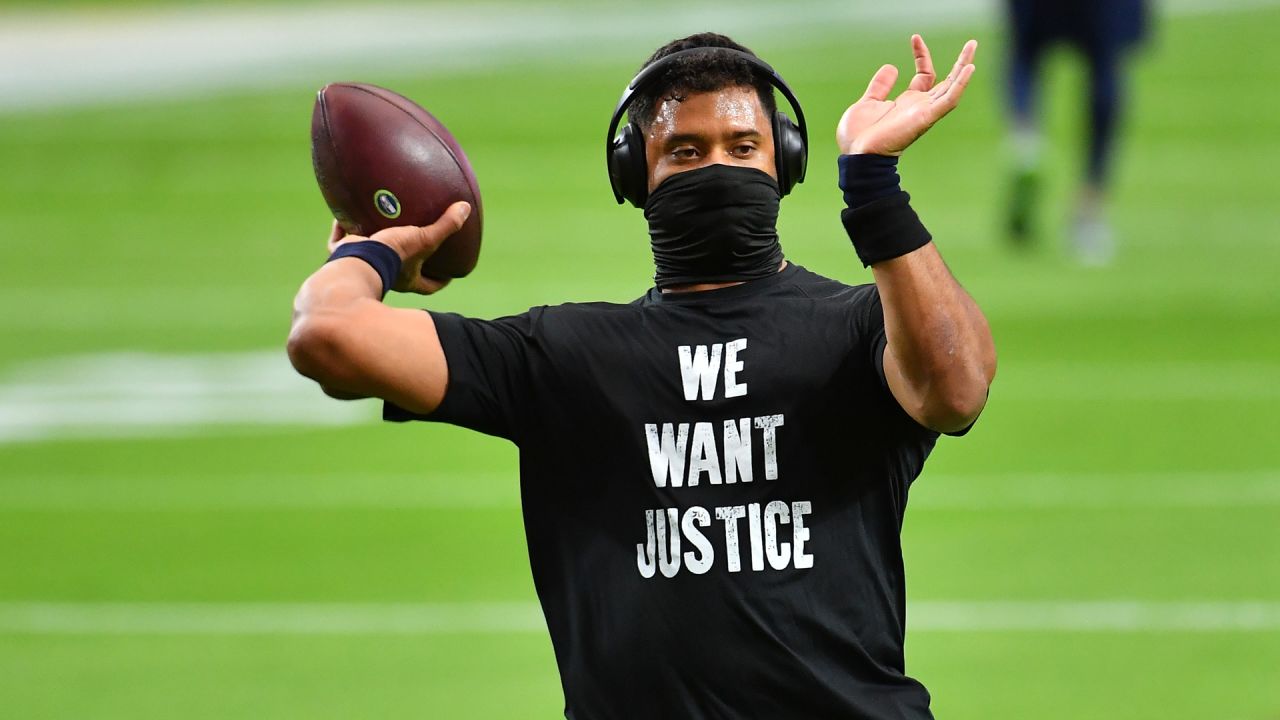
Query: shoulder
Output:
[[433, 300, 635, 328], [784, 264, 879, 308], [488, 301, 649, 346], [539, 300, 642, 316], [529, 300, 646, 329]]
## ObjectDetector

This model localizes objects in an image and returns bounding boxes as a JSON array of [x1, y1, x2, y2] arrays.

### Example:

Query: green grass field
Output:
[[1, 4, 1278, 718]]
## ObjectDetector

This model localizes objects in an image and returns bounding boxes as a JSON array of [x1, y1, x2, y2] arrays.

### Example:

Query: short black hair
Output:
[[629, 32, 777, 131]]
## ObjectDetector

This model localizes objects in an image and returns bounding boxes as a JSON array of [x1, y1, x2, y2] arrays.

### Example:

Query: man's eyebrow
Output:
[[663, 129, 763, 146], [663, 132, 707, 147]]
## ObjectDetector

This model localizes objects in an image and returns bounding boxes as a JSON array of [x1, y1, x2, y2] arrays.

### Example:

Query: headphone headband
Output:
[[605, 47, 809, 205]]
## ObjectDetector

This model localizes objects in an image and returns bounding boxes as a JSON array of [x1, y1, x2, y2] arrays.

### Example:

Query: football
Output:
[[311, 82, 483, 279]]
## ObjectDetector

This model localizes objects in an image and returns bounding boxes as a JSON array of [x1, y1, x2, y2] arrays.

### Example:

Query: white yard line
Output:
[[908, 601, 1280, 632], [0, 601, 547, 635], [2, 350, 1277, 444], [0, 351, 372, 443], [1, 600, 1277, 635], [915, 471, 1280, 510], [0, 0, 988, 113], [1, 0, 1276, 113], [0, 471, 523, 511], [993, 361, 1280, 401]]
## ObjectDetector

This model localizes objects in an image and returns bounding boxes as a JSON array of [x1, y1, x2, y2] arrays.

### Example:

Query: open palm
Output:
[[837, 36, 977, 157]]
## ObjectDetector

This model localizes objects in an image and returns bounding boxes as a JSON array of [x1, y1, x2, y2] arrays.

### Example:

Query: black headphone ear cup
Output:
[[608, 122, 650, 208], [607, 125, 632, 205], [772, 112, 807, 196]]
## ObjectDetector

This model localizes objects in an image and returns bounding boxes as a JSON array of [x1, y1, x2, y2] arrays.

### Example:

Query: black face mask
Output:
[[643, 164, 785, 289]]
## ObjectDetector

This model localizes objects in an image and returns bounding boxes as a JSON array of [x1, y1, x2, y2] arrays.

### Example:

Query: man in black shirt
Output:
[[289, 33, 995, 720]]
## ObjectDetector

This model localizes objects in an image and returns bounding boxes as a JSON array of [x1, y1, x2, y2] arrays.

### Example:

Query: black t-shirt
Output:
[[386, 263, 941, 719]]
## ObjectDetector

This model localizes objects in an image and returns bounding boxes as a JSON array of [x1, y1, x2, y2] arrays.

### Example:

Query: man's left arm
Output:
[[838, 36, 996, 434]]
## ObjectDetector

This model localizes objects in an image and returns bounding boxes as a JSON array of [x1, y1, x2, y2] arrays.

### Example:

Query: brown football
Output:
[[311, 82, 483, 279]]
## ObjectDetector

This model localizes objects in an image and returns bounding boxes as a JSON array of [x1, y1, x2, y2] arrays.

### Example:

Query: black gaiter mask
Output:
[[643, 163, 784, 288]]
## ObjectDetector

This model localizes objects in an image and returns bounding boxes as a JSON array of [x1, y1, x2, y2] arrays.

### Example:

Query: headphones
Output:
[[606, 47, 809, 208]]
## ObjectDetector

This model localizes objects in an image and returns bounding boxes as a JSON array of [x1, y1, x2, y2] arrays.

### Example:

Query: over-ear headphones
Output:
[[606, 47, 809, 208]]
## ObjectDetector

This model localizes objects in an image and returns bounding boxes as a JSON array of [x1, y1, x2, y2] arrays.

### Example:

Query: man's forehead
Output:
[[648, 86, 767, 137]]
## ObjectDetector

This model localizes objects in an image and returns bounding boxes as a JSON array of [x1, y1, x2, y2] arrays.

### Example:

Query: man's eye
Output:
[[734, 145, 757, 156], [673, 148, 698, 159]]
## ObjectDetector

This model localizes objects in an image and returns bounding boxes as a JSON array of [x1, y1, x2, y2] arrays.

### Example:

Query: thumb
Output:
[[374, 201, 472, 259], [861, 64, 899, 102]]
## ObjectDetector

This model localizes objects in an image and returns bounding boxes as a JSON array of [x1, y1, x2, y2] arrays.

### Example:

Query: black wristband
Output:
[[837, 155, 932, 267], [841, 193, 932, 267], [327, 241, 403, 298], [839, 153, 901, 208]]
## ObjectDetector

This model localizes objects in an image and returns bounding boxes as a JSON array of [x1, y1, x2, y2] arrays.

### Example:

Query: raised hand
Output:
[[836, 36, 977, 157]]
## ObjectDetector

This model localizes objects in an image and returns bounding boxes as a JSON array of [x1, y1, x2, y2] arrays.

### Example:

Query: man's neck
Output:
[[659, 261, 789, 294]]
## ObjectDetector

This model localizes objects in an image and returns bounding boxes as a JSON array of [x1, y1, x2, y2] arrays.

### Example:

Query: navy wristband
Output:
[[838, 155, 932, 267], [838, 153, 901, 208], [327, 241, 403, 298]]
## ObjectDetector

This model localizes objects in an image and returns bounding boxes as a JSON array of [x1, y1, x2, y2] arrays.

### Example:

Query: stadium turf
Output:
[[1, 5, 1278, 718]]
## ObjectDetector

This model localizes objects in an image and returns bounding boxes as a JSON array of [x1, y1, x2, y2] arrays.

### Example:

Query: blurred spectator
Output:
[[1005, 0, 1150, 264]]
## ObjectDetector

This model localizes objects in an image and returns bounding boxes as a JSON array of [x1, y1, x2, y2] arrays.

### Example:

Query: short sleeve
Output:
[[383, 309, 538, 442], [842, 284, 893, 391]]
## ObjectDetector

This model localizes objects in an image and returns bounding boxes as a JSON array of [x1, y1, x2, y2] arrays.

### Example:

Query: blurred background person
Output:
[[1005, 0, 1150, 264]]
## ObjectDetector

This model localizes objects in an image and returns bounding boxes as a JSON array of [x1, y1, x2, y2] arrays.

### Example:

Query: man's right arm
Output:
[[286, 203, 470, 414], [836, 37, 995, 434]]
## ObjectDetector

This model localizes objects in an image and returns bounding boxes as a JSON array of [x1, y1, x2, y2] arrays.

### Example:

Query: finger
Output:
[[326, 219, 347, 253], [409, 273, 452, 295], [908, 35, 936, 92], [862, 64, 899, 102], [329, 229, 369, 254], [931, 39, 978, 98], [934, 63, 976, 116], [330, 236, 366, 252], [375, 201, 472, 258], [418, 201, 472, 248]]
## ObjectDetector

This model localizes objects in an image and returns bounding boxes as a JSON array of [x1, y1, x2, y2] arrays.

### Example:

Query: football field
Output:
[[1, 2, 1278, 717]]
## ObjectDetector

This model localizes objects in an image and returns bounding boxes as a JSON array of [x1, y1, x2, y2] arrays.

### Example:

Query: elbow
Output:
[[919, 366, 993, 434], [894, 321, 997, 434], [287, 313, 348, 390]]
